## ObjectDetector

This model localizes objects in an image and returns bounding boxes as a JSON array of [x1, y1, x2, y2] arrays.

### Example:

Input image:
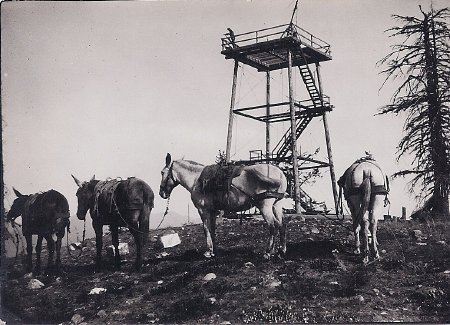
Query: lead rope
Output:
[[155, 196, 170, 230]]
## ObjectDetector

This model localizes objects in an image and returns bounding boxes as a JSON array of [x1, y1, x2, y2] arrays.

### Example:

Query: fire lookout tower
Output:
[[221, 22, 338, 214]]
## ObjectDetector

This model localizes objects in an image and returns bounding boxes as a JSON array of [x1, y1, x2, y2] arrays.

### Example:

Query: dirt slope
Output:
[[2, 215, 449, 324]]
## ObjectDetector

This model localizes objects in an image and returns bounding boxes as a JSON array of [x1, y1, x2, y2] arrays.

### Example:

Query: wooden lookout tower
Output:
[[221, 22, 338, 214]]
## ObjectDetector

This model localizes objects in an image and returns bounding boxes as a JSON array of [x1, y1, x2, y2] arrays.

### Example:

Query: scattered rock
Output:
[[24, 273, 33, 279], [27, 279, 45, 290], [70, 242, 83, 251], [89, 287, 107, 295], [416, 242, 427, 246], [373, 288, 380, 295], [436, 240, 446, 245], [329, 281, 338, 285], [209, 297, 217, 304], [97, 310, 107, 318], [203, 273, 217, 281], [158, 232, 181, 248], [244, 262, 255, 268], [410, 230, 423, 240], [71, 313, 84, 325], [353, 295, 364, 303], [414, 286, 445, 300], [311, 227, 320, 234], [443, 270, 450, 274], [267, 280, 281, 288], [106, 243, 130, 257], [156, 251, 170, 259], [157, 280, 164, 285]]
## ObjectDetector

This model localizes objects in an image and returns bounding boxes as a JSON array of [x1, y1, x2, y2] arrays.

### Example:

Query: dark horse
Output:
[[6, 188, 70, 274], [72, 175, 154, 270]]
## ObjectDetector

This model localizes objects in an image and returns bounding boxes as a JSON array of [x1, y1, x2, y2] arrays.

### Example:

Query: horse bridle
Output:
[[160, 163, 178, 194]]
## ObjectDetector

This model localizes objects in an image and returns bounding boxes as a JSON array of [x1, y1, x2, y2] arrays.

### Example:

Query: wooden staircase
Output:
[[273, 48, 324, 159]]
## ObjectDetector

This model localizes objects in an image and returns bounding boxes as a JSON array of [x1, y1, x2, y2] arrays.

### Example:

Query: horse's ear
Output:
[[71, 175, 82, 188], [90, 175, 95, 182], [165, 153, 172, 167], [13, 188, 23, 197]]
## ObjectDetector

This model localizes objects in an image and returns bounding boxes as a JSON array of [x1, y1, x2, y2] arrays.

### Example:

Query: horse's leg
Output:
[[199, 209, 215, 258], [273, 199, 286, 256], [44, 234, 55, 273], [111, 224, 121, 270], [257, 199, 277, 259], [210, 211, 218, 255], [127, 210, 143, 271], [369, 195, 383, 260], [93, 222, 103, 271], [24, 234, 33, 273], [347, 196, 361, 255], [34, 235, 43, 274], [360, 205, 370, 264], [55, 236, 62, 273]]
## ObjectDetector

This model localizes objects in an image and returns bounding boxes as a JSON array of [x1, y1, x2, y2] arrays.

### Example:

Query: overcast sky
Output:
[[2, 0, 446, 231]]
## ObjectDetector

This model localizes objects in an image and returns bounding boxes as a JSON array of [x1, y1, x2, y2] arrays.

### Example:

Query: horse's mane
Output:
[[176, 159, 205, 172]]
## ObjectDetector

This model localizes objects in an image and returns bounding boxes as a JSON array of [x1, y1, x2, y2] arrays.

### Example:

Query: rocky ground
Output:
[[1, 215, 450, 324]]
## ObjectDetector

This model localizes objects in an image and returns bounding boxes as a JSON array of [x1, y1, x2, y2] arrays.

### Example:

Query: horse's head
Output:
[[159, 153, 179, 199], [72, 174, 96, 220], [53, 212, 71, 238], [6, 188, 30, 221]]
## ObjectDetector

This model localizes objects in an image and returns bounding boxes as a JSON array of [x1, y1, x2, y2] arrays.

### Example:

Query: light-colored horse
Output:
[[159, 153, 288, 258], [338, 158, 389, 264]]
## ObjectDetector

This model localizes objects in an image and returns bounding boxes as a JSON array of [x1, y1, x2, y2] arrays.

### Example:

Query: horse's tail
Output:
[[357, 176, 371, 223], [140, 188, 154, 247]]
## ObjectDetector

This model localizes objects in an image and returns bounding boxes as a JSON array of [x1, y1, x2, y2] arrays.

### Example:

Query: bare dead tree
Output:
[[378, 5, 450, 219]]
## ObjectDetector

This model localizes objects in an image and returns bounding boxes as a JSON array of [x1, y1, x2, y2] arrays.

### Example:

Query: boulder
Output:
[[311, 227, 320, 234], [410, 229, 423, 240], [244, 262, 255, 268], [89, 287, 107, 295], [71, 313, 84, 325], [203, 273, 217, 281], [158, 232, 181, 248], [27, 279, 45, 290], [97, 310, 107, 318]]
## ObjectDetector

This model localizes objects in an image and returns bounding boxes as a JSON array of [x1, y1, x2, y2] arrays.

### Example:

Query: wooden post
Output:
[[226, 60, 239, 162], [402, 207, 407, 220], [316, 63, 339, 214], [266, 71, 270, 162], [288, 50, 302, 214]]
